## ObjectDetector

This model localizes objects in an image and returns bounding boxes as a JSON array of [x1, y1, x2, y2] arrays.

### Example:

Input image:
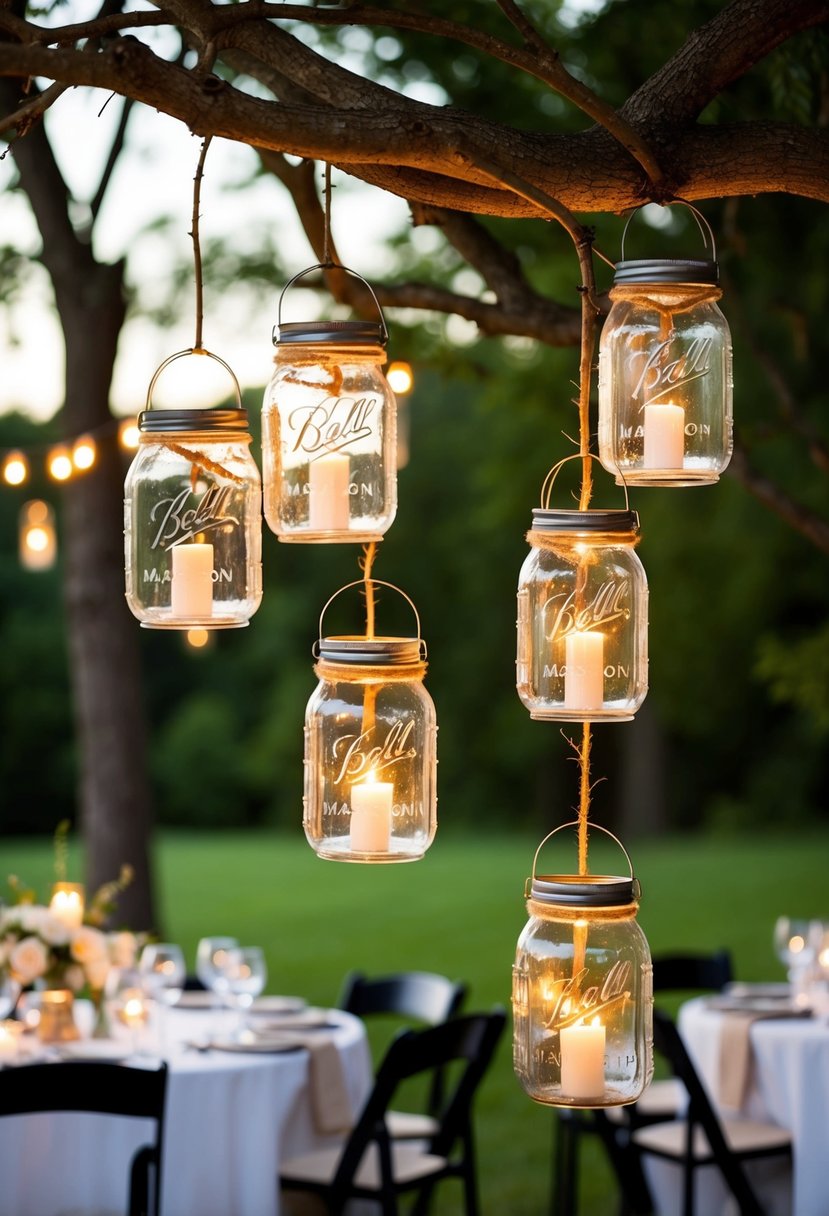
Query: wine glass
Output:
[[105, 966, 152, 1054], [139, 944, 185, 1052], [0, 974, 20, 1020], [773, 917, 816, 976], [221, 947, 267, 1039], [196, 936, 239, 1029]]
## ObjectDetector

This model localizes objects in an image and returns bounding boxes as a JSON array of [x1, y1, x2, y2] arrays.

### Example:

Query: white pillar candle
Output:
[[171, 543, 214, 618], [564, 631, 605, 711], [350, 777, 393, 853], [560, 1018, 606, 1101], [309, 453, 350, 532], [643, 402, 685, 468], [49, 883, 85, 929], [0, 1023, 19, 1059]]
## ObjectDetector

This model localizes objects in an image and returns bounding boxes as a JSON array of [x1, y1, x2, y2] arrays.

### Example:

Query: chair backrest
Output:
[[651, 1010, 766, 1216], [653, 951, 733, 994], [0, 1061, 168, 1216], [333, 1009, 506, 1193], [338, 970, 467, 1025]]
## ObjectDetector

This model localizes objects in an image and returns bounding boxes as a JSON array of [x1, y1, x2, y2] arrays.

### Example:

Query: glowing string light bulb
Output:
[[48, 447, 73, 482], [72, 436, 96, 471], [2, 451, 29, 486]]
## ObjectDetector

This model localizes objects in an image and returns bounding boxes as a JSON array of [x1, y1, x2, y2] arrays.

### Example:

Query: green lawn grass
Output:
[[3, 828, 826, 1215]]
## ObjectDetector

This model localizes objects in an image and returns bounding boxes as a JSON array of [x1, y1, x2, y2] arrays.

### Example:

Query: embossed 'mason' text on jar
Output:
[[516, 507, 648, 722], [124, 406, 262, 629], [263, 319, 397, 543]]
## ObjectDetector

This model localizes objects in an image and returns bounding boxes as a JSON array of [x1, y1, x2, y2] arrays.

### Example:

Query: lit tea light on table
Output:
[[0, 1021, 22, 1059], [50, 882, 85, 929], [350, 771, 393, 853]]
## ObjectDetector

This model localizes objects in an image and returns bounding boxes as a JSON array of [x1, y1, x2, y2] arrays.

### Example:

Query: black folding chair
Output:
[[338, 969, 467, 1138], [0, 1061, 168, 1216], [631, 1009, 791, 1216], [553, 949, 734, 1215], [280, 1008, 506, 1216]]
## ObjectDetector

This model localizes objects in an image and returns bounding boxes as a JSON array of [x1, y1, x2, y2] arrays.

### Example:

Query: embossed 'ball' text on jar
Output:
[[598, 207, 733, 487], [516, 508, 648, 722], [124, 360, 262, 629], [262, 269, 397, 543], [303, 583, 436, 862], [512, 825, 653, 1108]]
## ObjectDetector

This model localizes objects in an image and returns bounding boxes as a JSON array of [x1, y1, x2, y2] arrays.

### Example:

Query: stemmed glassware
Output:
[[0, 974, 20, 1020], [773, 917, 821, 1006], [105, 966, 152, 1054], [139, 943, 185, 1051], [222, 947, 267, 1039]]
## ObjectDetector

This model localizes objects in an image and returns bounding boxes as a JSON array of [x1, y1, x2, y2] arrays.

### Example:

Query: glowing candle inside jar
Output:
[[564, 631, 604, 711], [350, 772, 393, 853], [118, 990, 148, 1029], [49, 883, 85, 929], [643, 402, 685, 469], [560, 1017, 606, 1101], [170, 543, 214, 618], [309, 453, 350, 532], [0, 1022, 19, 1059]]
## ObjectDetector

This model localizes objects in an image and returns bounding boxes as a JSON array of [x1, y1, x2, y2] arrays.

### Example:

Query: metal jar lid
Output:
[[613, 258, 719, 287], [529, 874, 640, 907], [138, 408, 249, 434], [315, 635, 425, 666], [530, 508, 640, 534], [273, 320, 386, 347]]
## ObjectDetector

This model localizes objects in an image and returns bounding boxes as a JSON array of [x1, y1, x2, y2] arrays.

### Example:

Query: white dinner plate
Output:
[[706, 994, 808, 1015], [250, 996, 307, 1015], [58, 1040, 129, 1062], [175, 991, 215, 1009], [207, 1036, 303, 1054]]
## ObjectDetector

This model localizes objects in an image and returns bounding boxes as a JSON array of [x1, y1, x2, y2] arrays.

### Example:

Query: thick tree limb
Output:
[[2, 38, 828, 212], [728, 443, 829, 555]]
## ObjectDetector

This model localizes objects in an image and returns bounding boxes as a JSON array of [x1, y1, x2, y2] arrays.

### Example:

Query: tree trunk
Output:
[[2, 76, 157, 930], [59, 266, 157, 932]]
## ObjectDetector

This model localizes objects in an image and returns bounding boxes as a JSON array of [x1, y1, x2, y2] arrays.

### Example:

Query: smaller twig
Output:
[[91, 96, 134, 220], [322, 161, 334, 266], [0, 80, 67, 137], [191, 135, 212, 352]]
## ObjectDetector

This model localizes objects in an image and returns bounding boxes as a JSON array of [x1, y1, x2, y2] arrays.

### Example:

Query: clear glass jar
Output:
[[124, 407, 262, 629], [516, 508, 648, 722], [598, 259, 733, 487], [513, 824, 653, 1108], [303, 584, 436, 861], [263, 322, 397, 543]]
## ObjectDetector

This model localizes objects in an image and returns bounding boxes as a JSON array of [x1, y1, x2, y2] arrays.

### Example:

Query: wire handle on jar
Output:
[[275, 263, 389, 344], [314, 578, 427, 660], [620, 199, 716, 263], [528, 821, 637, 887], [540, 453, 631, 512], [145, 348, 243, 412]]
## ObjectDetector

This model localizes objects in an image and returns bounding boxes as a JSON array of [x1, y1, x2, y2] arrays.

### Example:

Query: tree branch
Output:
[[0, 79, 66, 137], [90, 95, 135, 220], [728, 443, 829, 555]]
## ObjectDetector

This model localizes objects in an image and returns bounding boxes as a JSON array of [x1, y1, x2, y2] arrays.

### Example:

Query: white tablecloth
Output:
[[676, 995, 829, 1216], [0, 1004, 372, 1216]]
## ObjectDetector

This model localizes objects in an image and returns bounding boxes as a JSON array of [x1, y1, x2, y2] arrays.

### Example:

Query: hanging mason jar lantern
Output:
[[598, 203, 733, 487], [124, 349, 263, 629], [516, 459, 648, 722], [304, 580, 436, 862], [513, 823, 653, 1108], [262, 265, 397, 543]]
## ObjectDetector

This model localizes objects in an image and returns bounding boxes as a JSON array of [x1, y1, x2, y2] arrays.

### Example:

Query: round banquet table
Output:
[[676, 994, 829, 1216], [0, 1003, 372, 1216]]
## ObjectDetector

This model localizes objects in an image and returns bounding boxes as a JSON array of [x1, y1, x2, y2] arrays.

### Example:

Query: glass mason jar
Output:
[[516, 508, 648, 722], [598, 213, 733, 487], [513, 824, 653, 1108], [125, 354, 262, 629], [303, 582, 437, 862], [263, 268, 397, 543]]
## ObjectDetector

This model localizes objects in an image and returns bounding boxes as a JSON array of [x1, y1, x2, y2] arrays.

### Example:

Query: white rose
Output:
[[9, 936, 49, 985], [17, 906, 47, 934], [70, 926, 108, 965], [84, 957, 110, 990], [39, 914, 71, 947], [109, 932, 137, 968], [64, 964, 86, 993]]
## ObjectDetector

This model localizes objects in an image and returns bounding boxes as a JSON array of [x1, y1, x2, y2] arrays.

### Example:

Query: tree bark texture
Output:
[[2, 79, 156, 929]]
